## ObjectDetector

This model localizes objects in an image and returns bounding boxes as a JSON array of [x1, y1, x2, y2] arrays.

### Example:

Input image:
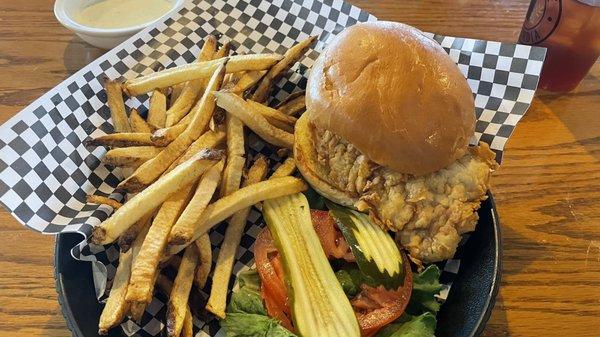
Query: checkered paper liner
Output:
[[0, 0, 545, 336]]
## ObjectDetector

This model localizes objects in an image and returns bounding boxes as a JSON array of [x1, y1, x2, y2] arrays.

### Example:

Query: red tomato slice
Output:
[[311, 210, 355, 262], [352, 252, 413, 336], [254, 210, 413, 336]]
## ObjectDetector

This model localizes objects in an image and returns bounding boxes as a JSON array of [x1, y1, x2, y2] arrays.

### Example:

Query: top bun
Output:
[[306, 21, 475, 176]]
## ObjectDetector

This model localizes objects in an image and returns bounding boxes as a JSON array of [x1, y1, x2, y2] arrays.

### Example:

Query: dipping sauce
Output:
[[75, 0, 173, 29]]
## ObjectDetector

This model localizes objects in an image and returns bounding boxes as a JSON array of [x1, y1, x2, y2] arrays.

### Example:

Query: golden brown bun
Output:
[[306, 21, 475, 175]]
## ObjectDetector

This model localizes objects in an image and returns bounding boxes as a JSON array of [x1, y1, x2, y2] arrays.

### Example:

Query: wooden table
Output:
[[0, 1, 598, 336]]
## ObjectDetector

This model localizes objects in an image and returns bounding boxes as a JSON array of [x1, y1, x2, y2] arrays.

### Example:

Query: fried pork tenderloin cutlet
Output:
[[294, 21, 499, 263], [301, 120, 497, 263]]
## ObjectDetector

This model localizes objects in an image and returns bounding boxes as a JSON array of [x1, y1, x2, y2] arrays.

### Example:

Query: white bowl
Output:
[[54, 0, 185, 50]]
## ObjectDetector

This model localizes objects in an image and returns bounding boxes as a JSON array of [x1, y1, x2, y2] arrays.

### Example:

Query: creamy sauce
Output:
[[75, 0, 173, 29]]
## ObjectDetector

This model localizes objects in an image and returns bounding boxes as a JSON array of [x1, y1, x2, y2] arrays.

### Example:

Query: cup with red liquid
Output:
[[519, 0, 600, 92]]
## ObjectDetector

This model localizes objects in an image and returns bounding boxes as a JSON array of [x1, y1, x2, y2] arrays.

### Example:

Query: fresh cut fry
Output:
[[276, 91, 306, 116], [150, 122, 188, 147], [271, 157, 296, 178], [182, 306, 194, 337], [105, 79, 131, 133], [169, 160, 224, 245], [251, 35, 317, 102], [165, 36, 217, 127], [166, 245, 198, 337], [219, 155, 245, 198], [193, 234, 212, 289], [125, 221, 153, 322], [98, 217, 151, 334], [86, 195, 122, 210], [214, 91, 294, 148], [166, 130, 226, 173], [118, 63, 226, 193], [126, 182, 197, 304], [92, 151, 221, 244], [225, 111, 245, 157], [170, 83, 185, 106], [166, 176, 307, 254], [226, 70, 266, 94], [98, 249, 132, 334], [118, 211, 154, 253], [102, 146, 162, 168], [85, 133, 155, 148], [123, 54, 282, 96], [129, 109, 156, 133], [246, 99, 297, 133], [147, 88, 168, 128], [206, 156, 268, 318]]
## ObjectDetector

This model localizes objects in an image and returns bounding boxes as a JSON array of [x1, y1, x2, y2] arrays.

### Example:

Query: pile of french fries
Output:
[[85, 34, 316, 336]]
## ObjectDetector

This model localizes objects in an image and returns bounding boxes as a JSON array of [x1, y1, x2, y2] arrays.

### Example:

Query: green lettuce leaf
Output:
[[221, 313, 296, 337], [222, 269, 297, 337], [406, 265, 443, 315], [375, 312, 437, 337]]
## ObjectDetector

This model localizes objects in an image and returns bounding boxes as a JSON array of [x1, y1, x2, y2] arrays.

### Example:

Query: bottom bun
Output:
[[294, 113, 356, 208]]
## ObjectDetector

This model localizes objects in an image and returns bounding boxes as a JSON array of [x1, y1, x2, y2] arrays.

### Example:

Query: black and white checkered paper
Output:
[[0, 0, 545, 336]]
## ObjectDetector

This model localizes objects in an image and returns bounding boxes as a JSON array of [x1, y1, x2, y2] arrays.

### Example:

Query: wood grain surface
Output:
[[0, 1, 598, 336]]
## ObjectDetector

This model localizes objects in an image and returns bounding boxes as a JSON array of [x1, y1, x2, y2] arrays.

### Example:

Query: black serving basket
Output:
[[55, 192, 501, 337]]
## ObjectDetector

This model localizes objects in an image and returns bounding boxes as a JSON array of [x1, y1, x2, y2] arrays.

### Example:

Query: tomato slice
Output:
[[352, 252, 413, 336], [254, 210, 413, 336], [311, 210, 355, 262], [254, 228, 294, 331]]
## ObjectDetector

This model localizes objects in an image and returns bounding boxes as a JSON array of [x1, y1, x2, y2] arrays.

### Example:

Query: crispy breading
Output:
[[314, 126, 497, 262]]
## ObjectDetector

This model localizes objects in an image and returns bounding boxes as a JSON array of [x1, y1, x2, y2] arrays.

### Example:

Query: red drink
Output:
[[519, 0, 600, 92]]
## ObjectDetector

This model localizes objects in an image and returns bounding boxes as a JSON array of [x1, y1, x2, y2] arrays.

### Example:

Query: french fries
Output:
[[194, 234, 212, 289], [98, 217, 151, 334], [224, 112, 245, 157], [182, 306, 194, 337], [219, 109, 246, 197], [219, 155, 245, 198], [170, 84, 185, 105], [271, 157, 296, 178], [166, 176, 307, 255], [92, 30, 318, 334], [123, 54, 283, 96], [147, 89, 168, 129], [150, 123, 188, 147], [166, 246, 198, 337], [105, 79, 131, 133], [86, 195, 122, 210], [102, 146, 162, 168], [118, 63, 226, 193], [92, 151, 221, 245], [129, 109, 156, 133], [127, 221, 153, 322], [206, 156, 268, 318], [226, 70, 266, 94], [246, 99, 297, 133], [98, 249, 132, 334], [214, 91, 295, 148], [169, 160, 224, 245], [118, 211, 154, 253], [86, 133, 155, 148], [276, 90, 306, 116], [166, 36, 217, 127], [126, 182, 197, 304], [166, 130, 226, 173], [251, 36, 317, 102]]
